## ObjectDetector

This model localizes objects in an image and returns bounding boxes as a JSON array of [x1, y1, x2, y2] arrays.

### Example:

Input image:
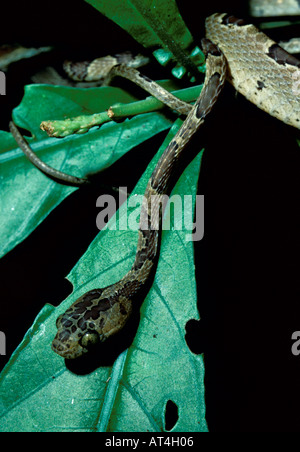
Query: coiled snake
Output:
[[50, 14, 300, 358]]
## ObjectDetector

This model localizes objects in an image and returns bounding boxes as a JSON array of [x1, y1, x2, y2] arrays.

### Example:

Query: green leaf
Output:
[[85, 0, 203, 79], [0, 122, 207, 432], [0, 84, 171, 258], [86, 0, 193, 48]]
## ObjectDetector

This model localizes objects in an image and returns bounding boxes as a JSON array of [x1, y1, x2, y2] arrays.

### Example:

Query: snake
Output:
[[50, 13, 300, 359], [63, 51, 150, 83]]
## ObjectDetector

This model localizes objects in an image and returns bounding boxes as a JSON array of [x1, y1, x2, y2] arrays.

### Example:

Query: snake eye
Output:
[[80, 331, 100, 349]]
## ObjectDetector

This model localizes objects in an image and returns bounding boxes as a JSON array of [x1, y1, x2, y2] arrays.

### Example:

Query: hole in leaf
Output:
[[164, 399, 179, 431], [185, 318, 205, 354]]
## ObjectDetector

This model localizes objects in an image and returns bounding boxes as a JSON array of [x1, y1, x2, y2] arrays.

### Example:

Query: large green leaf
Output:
[[0, 0, 204, 259], [85, 0, 203, 79], [0, 122, 207, 432], [86, 0, 193, 49], [0, 84, 171, 258]]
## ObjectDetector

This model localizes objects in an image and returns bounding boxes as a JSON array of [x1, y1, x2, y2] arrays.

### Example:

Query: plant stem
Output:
[[40, 84, 202, 138]]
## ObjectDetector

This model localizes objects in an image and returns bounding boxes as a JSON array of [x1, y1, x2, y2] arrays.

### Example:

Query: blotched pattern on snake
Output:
[[52, 14, 300, 359]]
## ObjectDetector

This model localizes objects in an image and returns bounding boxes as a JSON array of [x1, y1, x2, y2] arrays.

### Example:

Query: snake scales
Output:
[[52, 13, 300, 359]]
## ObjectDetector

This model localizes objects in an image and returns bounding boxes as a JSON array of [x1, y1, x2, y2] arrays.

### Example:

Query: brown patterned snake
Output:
[[11, 14, 299, 359], [51, 38, 226, 359]]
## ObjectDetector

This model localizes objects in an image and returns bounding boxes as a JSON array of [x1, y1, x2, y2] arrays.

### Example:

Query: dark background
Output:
[[0, 0, 300, 432]]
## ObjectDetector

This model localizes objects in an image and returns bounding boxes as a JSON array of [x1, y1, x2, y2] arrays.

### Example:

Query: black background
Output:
[[0, 0, 300, 432]]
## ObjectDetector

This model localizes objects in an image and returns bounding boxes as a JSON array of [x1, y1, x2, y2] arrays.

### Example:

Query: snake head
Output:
[[51, 289, 107, 359], [52, 313, 101, 360], [51, 287, 133, 359]]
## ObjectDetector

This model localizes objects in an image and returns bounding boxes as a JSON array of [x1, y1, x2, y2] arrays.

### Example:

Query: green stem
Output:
[[40, 84, 202, 138]]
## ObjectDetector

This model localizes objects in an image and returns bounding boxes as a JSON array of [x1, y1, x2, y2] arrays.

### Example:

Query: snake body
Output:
[[206, 13, 300, 129], [63, 51, 149, 82], [52, 14, 300, 359], [52, 40, 226, 359]]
